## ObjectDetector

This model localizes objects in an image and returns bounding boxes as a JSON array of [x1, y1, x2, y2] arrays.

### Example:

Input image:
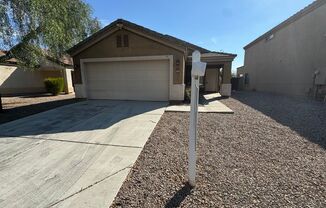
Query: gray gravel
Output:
[[111, 91, 326, 208]]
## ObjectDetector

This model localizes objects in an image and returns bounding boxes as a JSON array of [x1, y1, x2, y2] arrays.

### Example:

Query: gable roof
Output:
[[67, 19, 236, 57], [244, 0, 326, 50], [0, 50, 73, 67], [200, 52, 237, 58]]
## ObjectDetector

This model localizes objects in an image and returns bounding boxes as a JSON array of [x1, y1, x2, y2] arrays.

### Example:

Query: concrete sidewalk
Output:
[[165, 93, 233, 113], [0, 100, 167, 208]]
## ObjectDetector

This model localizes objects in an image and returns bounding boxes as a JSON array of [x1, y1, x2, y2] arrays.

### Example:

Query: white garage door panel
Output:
[[85, 60, 169, 101]]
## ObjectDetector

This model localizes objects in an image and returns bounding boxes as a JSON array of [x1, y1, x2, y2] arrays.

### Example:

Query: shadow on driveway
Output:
[[0, 98, 83, 125], [0, 100, 167, 140], [232, 91, 326, 149]]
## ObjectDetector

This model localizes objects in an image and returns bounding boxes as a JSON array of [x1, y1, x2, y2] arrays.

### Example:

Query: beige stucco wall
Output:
[[0, 64, 73, 95], [0, 65, 46, 94], [73, 29, 185, 85], [244, 3, 326, 96]]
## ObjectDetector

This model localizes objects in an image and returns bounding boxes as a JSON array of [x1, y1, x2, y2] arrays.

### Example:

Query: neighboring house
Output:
[[243, 0, 326, 97], [0, 50, 74, 95], [236, 66, 246, 77], [235, 66, 248, 91], [237, 66, 250, 86], [67, 19, 236, 101]]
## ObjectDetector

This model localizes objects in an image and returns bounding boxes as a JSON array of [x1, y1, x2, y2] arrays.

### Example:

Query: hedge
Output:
[[44, 77, 64, 95]]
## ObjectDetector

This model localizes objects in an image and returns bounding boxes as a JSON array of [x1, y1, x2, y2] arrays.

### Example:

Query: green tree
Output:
[[0, 0, 100, 69]]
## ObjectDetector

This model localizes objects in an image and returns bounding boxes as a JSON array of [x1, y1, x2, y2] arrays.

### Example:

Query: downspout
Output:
[[312, 70, 320, 99]]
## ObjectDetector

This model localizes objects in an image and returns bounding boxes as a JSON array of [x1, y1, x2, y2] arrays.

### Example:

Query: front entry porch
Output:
[[204, 67, 222, 92], [185, 52, 236, 97]]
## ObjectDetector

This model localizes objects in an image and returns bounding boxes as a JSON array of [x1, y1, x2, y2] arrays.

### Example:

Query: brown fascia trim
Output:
[[186, 57, 237, 64], [202, 56, 237, 62], [209, 51, 237, 57], [187, 54, 237, 62], [244, 0, 326, 50]]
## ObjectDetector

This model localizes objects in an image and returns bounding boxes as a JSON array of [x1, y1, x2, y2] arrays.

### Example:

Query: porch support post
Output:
[[221, 62, 232, 97], [61, 68, 74, 94]]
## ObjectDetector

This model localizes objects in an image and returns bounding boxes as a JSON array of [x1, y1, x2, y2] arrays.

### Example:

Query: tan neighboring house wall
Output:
[[0, 62, 74, 95], [244, 0, 326, 96], [0, 64, 45, 94]]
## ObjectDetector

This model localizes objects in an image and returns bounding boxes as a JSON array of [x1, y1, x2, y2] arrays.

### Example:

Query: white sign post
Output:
[[188, 50, 207, 187]]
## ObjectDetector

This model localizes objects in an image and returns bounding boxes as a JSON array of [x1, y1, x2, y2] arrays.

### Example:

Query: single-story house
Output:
[[243, 0, 326, 98], [0, 50, 74, 95], [67, 19, 236, 101]]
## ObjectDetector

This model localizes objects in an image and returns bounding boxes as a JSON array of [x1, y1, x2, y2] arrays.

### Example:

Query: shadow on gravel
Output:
[[232, 91, 326, 149], [165, 183, 193, 208]]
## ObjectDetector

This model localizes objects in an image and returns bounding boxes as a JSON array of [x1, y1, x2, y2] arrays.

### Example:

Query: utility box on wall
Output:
[[315, 67, 326, 85]]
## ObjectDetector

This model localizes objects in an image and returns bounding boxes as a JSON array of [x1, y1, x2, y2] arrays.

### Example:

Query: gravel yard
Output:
[[111, 91, 326, 207], [0, 93, 82, 124]]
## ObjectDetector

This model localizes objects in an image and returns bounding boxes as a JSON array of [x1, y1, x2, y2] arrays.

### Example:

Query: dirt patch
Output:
[[111, 92, 326, 207], [0, 93, 83, 124]]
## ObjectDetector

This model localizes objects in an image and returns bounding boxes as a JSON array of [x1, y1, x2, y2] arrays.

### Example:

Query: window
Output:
[[117, 35, 129, 48], [123, 35, 129, 47], [116, 35, 122, 48]]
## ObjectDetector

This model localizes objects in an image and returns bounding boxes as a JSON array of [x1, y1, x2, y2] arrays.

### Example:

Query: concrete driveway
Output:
[[0, 100, 167, 208]]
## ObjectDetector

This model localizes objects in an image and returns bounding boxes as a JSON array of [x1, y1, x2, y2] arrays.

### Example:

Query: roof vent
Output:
[[116, 23, 123, 29], [266, 34, 274, 41]]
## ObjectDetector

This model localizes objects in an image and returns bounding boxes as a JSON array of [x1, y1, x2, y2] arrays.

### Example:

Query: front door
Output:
[[205, 68, 218, 92]]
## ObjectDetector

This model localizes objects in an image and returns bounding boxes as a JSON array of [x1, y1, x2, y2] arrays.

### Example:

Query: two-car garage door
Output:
[[84, 59, 169, 101]]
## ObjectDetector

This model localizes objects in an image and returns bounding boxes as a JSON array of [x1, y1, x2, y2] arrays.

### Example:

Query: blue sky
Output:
[[85, 0, 314, 72]]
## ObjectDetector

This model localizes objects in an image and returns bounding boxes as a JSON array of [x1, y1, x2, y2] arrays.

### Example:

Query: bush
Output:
[[44, 77, 64, 95]]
